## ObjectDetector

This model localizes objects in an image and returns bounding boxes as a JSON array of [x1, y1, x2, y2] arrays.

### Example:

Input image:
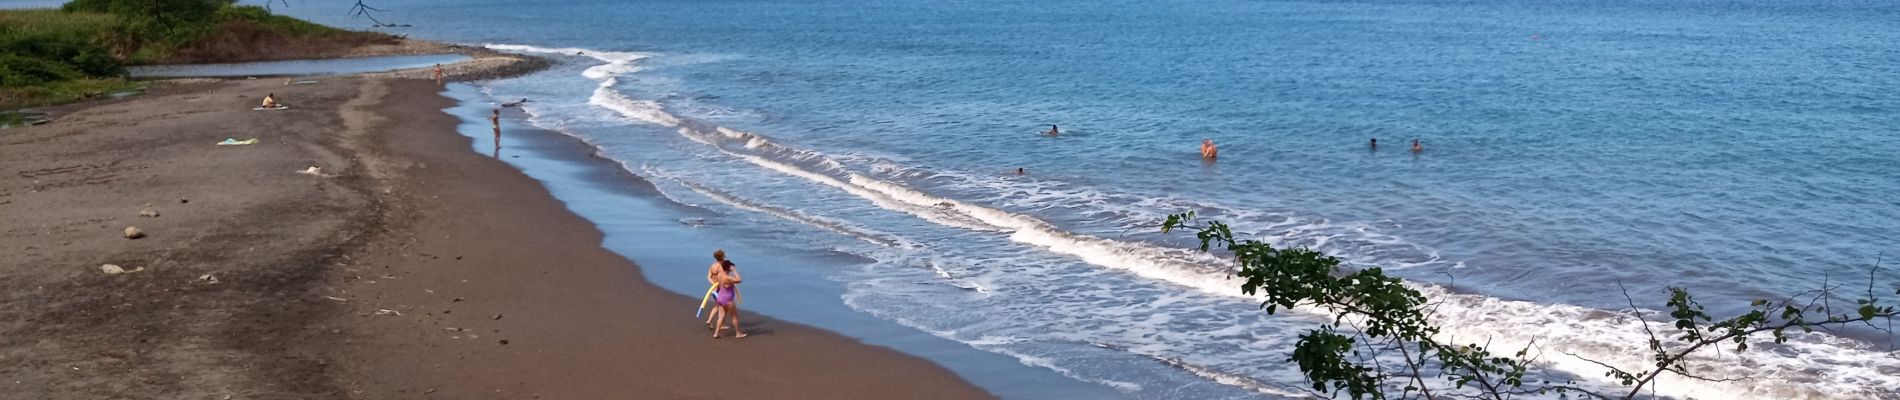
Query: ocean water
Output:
[[279, 0, 1898, 398]]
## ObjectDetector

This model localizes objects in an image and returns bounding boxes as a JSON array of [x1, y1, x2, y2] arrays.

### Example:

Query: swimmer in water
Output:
[[1015, 167, 1026, 176], [1044, 125, 1060, 136], [1411, 138, 1423, 153], [1370, 138, 1378, 150], [1200, 138, 1218, 159]]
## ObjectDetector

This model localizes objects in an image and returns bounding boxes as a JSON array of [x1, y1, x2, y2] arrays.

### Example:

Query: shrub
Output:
[[0, 32, 123, 77], [0, 55, 84, 87]]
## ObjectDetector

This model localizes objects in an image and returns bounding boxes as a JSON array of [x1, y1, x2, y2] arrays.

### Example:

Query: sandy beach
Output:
[[0, 67, 990, 398]]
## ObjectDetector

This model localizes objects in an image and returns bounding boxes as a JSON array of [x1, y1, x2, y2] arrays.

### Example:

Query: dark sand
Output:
[[0, 75, 991, 399]]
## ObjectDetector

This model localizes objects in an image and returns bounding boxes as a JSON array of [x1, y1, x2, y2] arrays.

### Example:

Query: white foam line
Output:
[[666, 176, 908, 248], [736, 155, 1001, 232], [482, 43, 651, 79], [1118, 346, 1314, 398], [590, 78, 681, 126]]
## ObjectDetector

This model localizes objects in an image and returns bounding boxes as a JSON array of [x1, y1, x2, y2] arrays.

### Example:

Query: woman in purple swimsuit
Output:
[[708, 250, 746, 339]]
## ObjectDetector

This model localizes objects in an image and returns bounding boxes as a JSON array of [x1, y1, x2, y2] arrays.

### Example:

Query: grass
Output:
[[214, 5, 351, 37], [0, 9, 118, 39], [0, 77, 144, 109], [1, 9, 124, 108]]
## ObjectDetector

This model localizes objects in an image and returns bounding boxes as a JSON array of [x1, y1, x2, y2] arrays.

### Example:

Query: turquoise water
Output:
[[282, 0, 1898, 398]]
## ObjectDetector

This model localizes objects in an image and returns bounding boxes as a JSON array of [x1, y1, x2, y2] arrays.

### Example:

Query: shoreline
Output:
[[436, 82, 1128, 399], [327, 78, 994, 399], [1, 62, 991, 398]]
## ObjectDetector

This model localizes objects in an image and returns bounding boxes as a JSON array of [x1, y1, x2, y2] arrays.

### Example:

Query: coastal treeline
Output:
[[1, 0, 385, 108]]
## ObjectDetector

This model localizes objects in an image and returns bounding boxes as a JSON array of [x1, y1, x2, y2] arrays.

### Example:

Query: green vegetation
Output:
[[1162, 212, 1897, 399], [0, 77, 143, 110], [0, 9, 127, 108], [1, 0, 363, 109], [0, 10, 121, 81], [212, 5, 347, 37]]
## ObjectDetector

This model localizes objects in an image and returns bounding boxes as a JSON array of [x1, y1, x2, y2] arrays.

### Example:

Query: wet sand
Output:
[[0, 74, 991, 399]]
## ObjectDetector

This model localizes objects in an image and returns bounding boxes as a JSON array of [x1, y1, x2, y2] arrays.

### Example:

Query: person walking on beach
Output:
[[707, 250, 746, 339], [434, 64, 445, 86], [1200, 138, 1219, 160]]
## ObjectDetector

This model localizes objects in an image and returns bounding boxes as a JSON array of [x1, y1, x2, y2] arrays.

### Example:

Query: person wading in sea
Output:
[[1200, 138, 1219, 160], [434, 64, 445, 86], [489, 107, 502, 154]]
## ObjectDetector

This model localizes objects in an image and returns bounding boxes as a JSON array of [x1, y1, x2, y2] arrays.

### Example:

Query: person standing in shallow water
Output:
[[1200, 138, 1218, 160], [706, 250, 746, 339], [489, 107, 502, 154], [433, 64, 444, 86]]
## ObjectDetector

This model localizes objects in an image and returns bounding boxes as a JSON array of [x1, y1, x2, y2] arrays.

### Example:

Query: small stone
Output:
[[123, 226, 144, 239], [498, 340, 508, 345], [138, 206, 158, 218], [492, 314, 502, 320], [179, 198, 189, 204]]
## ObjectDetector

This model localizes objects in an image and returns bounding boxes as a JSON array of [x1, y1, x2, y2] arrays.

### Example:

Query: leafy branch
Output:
[[1160, 212, 1896, 399]]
